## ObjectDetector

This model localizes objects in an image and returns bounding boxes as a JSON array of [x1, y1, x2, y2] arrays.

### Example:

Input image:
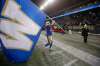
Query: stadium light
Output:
[[40, 0, 55, 10]]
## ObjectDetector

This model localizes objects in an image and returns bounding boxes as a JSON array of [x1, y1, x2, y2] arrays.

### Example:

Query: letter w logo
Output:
[[0, 0, 41, 51]]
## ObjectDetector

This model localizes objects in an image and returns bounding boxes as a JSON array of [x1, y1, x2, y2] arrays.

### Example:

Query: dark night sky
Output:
[[31, 0, 98, 17]]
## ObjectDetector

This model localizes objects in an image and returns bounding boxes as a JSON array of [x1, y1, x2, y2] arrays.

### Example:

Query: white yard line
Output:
[[50, 51, 63, 56], [63, 35, 100, 49], [64, 59, 78, 66], [40, 35, 100, 66]]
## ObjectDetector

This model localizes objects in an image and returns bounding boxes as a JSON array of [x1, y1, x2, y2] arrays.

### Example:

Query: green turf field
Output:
[[0, 31, 100, 66]]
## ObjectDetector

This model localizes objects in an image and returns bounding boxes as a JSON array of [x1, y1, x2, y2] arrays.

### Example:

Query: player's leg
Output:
[[84, 36, 87, 43], [49, 36, 53, 48], [45, 36, 51, 47]]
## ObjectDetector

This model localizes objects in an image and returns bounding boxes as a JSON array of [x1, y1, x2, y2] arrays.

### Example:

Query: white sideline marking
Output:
[[41, 35, 100, 66], [64, 59, 78, 66], [54, 40, 100, 66], [50, 51, 63, 56]]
